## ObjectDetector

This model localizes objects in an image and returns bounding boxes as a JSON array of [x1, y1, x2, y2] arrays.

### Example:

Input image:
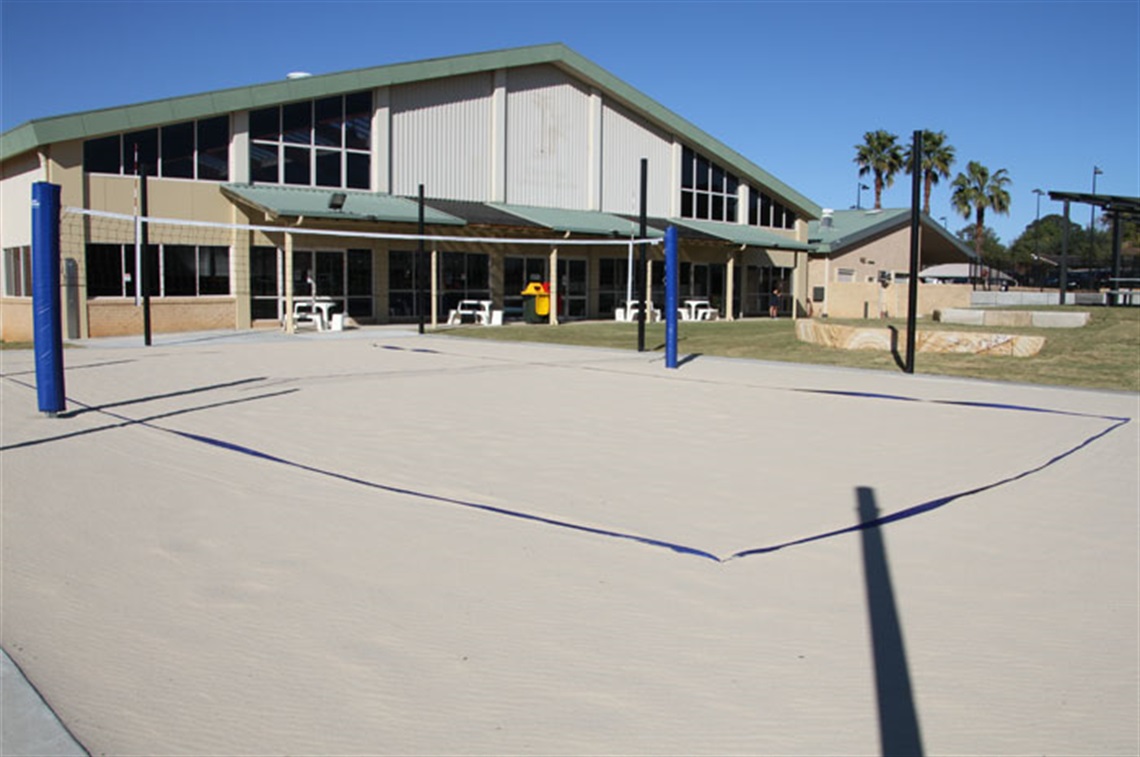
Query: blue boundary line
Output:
[[4, 359, 1131, 564]]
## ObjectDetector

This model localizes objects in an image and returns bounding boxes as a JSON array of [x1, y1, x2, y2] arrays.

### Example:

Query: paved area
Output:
[[2, 649, 87, 756], [2, 326, 1136, 755]]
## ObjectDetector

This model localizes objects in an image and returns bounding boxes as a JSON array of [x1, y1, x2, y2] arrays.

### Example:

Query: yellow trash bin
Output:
[[521, 282, 550, 323]]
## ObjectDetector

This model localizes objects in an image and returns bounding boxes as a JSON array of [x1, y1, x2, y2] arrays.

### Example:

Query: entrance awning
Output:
[[669, 218, 811, 250]]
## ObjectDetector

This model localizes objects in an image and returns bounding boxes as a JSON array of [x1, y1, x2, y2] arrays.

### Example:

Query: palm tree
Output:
[[904, 130, 956, 214], [853, 130, 904, 210], [951, 161, 1012, 288]]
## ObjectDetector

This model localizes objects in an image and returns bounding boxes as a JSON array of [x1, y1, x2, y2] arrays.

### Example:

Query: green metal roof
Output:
[[220, 184, 466, 225], [669, 218, 812, 251], [0, 43, 820, 218], [489, 203, 665, 237], [807, 208, 976, 259]]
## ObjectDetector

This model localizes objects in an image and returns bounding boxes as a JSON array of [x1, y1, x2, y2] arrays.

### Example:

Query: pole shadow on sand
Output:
[[857, 485, 925, 757]]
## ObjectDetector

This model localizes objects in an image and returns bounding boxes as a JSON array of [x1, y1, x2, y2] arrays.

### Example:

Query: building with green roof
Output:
[[805, 208, 975, 318], [2, 43, 827, 338]]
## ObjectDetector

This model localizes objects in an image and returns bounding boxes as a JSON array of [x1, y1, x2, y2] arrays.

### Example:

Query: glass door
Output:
[[557, 258, 587, 318]]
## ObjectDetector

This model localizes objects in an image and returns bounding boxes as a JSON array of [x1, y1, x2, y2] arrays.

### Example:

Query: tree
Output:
[[956, 224, 1009, 267], [951, 161, 1012, 287], [903, 130, 955, 214], [853, 130, 904, 210], [1008, 213, 1094, 262]]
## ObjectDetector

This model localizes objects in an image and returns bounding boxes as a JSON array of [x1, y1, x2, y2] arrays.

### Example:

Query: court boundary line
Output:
[[4, 352, 1131, 563]]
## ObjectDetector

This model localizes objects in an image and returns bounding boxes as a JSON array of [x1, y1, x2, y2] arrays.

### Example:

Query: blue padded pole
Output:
[[32, 182, 65, 415], [664, 225, 678, 369]]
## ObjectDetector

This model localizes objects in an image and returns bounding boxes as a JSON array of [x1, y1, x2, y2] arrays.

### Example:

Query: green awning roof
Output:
[[221, 185, 466, 225], [489, 203, 665, 237], [668, 218, 812, 250]]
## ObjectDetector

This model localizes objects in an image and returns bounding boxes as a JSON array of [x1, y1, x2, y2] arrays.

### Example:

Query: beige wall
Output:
[[1, 152, 43, 249], [0, 298, 33, 342], [823, 281, 970, 319]]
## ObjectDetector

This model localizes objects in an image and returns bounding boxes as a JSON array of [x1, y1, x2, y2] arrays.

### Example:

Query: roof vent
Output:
[[821, 208, 834, 227], [286, 71, 313, 80]]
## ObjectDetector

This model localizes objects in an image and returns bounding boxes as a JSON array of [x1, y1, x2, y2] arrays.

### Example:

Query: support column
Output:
[[587, 89, 603, 211], [725, 252, 736, 321], [491, 71, 507, 203], [549, 246, 559, 325], [373, 87, 391, 194], [644, 258, 654, 319], [284, 232, 295, 334], [430, 248, 439, 327]]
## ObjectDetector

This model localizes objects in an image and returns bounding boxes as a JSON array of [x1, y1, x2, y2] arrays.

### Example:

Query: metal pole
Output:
[[637, 158, 648, 352], [904, 130, 922, 375], [1089, 166, 1101, 270], [1033, 189, 1044, 288], [1110, 211, 1123, 305], [140, 166, 152, 346], [417, 183, 425, 335], [1059, 200, 1071, 305]]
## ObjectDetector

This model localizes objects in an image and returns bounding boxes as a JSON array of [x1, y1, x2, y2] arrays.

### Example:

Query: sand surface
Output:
[[2, 328, 1137, 755]]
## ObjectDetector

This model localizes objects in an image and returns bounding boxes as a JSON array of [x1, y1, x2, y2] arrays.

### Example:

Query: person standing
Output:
[[769, 287, 780, 318]]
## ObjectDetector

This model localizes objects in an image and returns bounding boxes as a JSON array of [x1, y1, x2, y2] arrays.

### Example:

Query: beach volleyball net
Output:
[[61, 206, 661, 313]]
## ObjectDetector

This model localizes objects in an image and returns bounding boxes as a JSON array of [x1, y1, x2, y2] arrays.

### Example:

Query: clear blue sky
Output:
[[2, 0, 1137, 244]]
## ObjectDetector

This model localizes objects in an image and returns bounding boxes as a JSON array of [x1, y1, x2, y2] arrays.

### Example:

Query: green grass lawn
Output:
[[439, 306, 1140, 392]]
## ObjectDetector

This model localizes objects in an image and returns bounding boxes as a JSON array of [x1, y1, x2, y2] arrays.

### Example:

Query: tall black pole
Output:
[[1089, 166, 1101, 269], [637, 158, 648, 352], [417, 183, 425, 334], [904, 131, 922, 374], [140, 165, 152, 346], [1110, 211, 1123, 305], [1059, 200, 1071, 305], [1033, 189, 1044, 289]]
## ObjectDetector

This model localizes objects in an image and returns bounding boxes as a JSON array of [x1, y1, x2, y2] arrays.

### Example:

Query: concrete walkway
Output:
[[2, 650, 87, 756]]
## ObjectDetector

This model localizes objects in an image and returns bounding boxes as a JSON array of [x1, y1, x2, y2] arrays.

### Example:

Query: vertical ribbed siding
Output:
[[505, 65, 591, 209], [599, 101, 672, 218], [391, 73, 493, 200]]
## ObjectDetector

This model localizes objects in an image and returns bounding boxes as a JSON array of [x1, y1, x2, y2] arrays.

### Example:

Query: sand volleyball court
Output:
[[2, 328, 1137, 756]]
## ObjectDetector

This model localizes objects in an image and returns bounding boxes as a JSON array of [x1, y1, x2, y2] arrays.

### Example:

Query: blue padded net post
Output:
[[32, 182, 66, 416], [664, 225, 678, 369]]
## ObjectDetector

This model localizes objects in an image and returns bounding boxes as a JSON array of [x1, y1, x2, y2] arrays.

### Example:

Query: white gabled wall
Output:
[[377, 63, 679, 215], [505, 65, 592, 209], [599, 100, 672, 218], [391, 72, 495, 200]]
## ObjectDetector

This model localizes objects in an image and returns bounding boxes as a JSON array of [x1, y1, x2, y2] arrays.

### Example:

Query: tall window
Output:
[[747, 186, 797, 230], [440, 252, 490, 314], [85, 244, 229, 297], [597, 258, 629, 316], [83, 116, 229, 180], [250, 91, 371, 189], [680, 146, 738, 223], [388, 250, 431, 318], [2, 246, 32, 297]]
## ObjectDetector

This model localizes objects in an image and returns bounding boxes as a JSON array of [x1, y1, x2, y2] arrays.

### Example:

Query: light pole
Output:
[[1033, 189, 1045, 288], [856, 182, 869, 210], [1089, 166, 1103, 275]]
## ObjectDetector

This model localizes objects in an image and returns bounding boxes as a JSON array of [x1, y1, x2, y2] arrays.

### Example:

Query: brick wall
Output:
[[87, 298, 237, 337]]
